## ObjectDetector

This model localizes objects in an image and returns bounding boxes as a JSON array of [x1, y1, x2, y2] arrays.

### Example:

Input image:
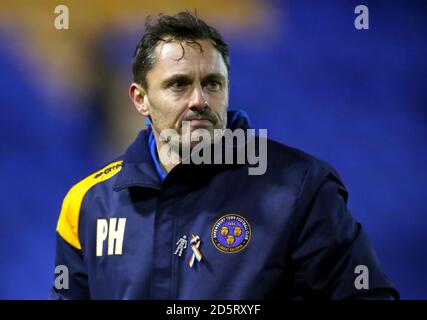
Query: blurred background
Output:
[[0, 0, 426, 299]]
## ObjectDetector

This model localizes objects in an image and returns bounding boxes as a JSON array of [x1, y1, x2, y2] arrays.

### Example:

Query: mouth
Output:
[[189, 119, 213, 128]]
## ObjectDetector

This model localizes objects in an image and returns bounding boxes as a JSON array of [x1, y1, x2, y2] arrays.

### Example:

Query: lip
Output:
[[189, 119, 212, 127]]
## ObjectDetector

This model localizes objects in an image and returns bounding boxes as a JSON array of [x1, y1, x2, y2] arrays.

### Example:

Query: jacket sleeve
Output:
[[49, 179, 92, 300], [49, 233, 90, 300], [289, 161, 399, 300], [49, 161, 123, 299]]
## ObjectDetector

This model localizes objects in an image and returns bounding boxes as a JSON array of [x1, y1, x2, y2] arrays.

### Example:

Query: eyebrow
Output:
[[161, 73, 226, 88], [161, 74, 191, 88], [201, 73, 226, 85]]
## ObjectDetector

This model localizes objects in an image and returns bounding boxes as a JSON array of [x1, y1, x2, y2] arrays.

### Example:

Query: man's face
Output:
[[142, 38, 229, 148]]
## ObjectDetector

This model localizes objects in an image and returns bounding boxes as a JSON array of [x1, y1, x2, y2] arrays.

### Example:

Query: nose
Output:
[[188, 84, 208, 112]]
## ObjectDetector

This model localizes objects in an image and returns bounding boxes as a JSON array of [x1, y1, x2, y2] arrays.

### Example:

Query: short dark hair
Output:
[[132, 11, 230, 89]]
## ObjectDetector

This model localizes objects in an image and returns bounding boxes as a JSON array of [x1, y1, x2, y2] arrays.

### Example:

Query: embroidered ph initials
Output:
[[96, 218, 126, 256]]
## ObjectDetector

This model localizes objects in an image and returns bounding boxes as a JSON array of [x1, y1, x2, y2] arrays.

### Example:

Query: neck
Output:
[[155, 142, 180, 174]]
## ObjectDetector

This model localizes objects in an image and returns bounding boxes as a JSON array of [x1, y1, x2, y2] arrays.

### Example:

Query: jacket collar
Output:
[[113, 110, 251, 191]]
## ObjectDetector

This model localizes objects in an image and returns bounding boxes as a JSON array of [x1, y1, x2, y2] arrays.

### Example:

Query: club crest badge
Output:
[[211, 214, 251, 253]]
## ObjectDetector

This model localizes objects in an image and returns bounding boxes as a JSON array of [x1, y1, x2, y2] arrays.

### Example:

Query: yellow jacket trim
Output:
[[56, 160, 123, 249]]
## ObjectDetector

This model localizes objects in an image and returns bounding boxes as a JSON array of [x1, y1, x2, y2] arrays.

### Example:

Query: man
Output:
[[50, 11, 398, 299]]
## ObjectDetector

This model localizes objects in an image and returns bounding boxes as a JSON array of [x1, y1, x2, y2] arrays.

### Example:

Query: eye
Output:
[[169, 79, 189, 91], [206, 80, 222, 91], [171, 81, 185, 90]]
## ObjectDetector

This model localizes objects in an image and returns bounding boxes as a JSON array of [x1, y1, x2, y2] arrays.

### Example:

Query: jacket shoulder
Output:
[[56, 160, 123, 249], [266, 138, 346, 188]]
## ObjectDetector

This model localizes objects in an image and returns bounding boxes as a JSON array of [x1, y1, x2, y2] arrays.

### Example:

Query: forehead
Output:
[[150, 39, 228, 78]]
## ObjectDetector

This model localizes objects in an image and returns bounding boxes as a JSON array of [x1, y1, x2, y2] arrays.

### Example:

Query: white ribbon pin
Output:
[[188, 234, 203, 268]]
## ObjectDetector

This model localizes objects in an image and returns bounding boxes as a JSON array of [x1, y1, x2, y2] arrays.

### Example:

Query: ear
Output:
[[129, 83, 150, 117]]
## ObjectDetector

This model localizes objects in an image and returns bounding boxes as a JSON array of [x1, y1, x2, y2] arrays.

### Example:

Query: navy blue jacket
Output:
[[50, 111, 398, 299]]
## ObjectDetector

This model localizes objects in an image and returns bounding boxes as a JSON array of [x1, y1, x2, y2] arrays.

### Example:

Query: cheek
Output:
[[152, 93, 188, 128], [209, 90, 228, 107], [209, 94, 228, 118]]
